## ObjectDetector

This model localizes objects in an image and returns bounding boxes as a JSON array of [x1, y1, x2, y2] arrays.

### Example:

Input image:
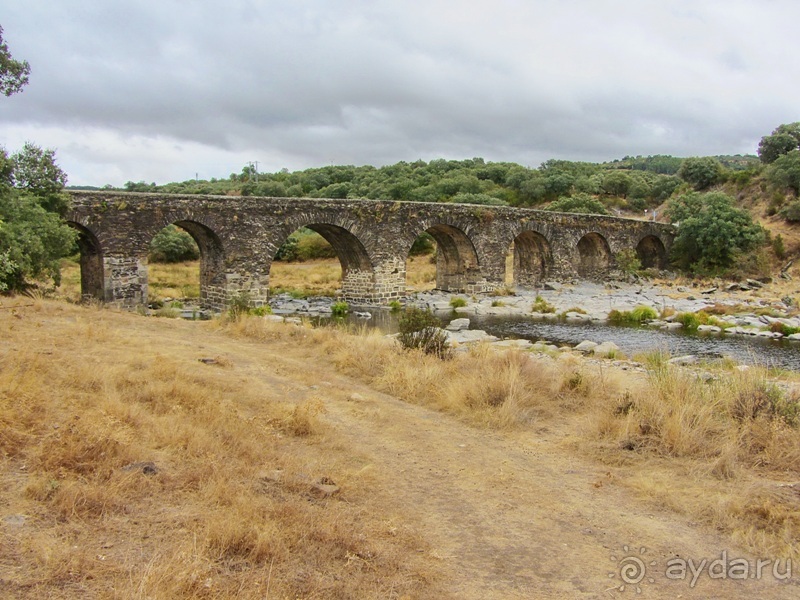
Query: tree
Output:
[[600, 171, 631, 197], [758, 123, 800, 164], [11, 142, 69, 213], [677, 157, 725, 190], [0, 145, 76, 291], [666, 191, 765, 273], [545, 193, 608, 215], [767, 149, 800, 195], [148, 225, 200, 263], [0, 25, 30, 96]]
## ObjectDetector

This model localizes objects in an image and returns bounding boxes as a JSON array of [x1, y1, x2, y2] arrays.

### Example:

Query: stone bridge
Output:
[[65, 191, 675, 309]]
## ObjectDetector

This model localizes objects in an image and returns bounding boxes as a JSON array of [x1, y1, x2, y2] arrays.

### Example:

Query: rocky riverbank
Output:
[[264, 279, 800, 365]]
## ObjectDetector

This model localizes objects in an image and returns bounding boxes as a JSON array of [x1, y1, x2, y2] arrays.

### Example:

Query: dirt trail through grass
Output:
[[182, 324, 797, 599], [2, 302, 797, 598]]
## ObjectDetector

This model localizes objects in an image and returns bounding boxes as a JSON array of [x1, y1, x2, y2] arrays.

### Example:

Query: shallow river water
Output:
[[338, 310, 800, 371]]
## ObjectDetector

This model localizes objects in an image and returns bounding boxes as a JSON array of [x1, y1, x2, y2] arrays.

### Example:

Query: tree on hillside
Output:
[[0, 25, 30, 96], [758, 123, 800, 164], [677, 157, 725, 190], [545, 193, 608, 215], [666, 191, 765, 273], [767, 149, 800, 195]]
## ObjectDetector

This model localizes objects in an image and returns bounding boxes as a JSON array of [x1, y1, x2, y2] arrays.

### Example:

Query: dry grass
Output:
[[228, 316, 800, 562], [58, 256, 438, 302], [587, 356, 800, 560], [0, 298, 444, 599]]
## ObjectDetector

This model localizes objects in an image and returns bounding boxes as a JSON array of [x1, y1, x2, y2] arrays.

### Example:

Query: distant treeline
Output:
[[72, 154, 760, 215]]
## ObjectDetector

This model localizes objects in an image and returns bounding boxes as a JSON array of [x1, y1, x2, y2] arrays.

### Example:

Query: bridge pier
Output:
[[103, 255, 148, 308]]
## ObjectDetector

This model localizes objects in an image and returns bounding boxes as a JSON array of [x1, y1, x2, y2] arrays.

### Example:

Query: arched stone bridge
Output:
[[66, 191, 675, 309]]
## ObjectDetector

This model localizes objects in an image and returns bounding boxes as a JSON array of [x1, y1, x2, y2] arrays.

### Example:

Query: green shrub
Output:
[[531, 295, 556, 314], [251, 305, 273, 316], [331, 301, 349, 317], [149, 225, 200, 263], [608, 305, 657, 324], [388, 300, 402, 312], [227, 291, 252, 321], [615, 249, 642, 275], [449, 297, 467, 308], [773, 233, 787, 259], [779, 200, 800, 223], [397, 307, 451, 359]]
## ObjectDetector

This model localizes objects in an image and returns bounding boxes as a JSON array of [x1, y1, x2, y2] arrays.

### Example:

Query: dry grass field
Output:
[[1, 296, 799, 598]]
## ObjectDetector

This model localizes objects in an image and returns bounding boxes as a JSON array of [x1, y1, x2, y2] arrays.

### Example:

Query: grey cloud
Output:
[[2, 0, 800, 185]]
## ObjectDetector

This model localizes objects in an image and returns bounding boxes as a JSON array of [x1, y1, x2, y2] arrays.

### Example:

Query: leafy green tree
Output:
[[0, 25, 30, 97], [666, 191, 765, 273], [545, 193, 608, 215], [148, 225, 200, 263], [758, 123, 800, 164], [767, 149, 800, 195], [0, 144, 76, 291], [11, 142, 69, 213], [600, 171, 631, 197], [677, 157, 725, 190]]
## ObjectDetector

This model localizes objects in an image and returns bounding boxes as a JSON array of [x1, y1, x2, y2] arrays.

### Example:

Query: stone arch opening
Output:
[[408, 224, 481, 292], [508, 230, 552, 288], [576, 232, 612, 279], [271, 224, 372, 300], [147, 221, 225, 307], [67, 222, 105, 301], [636, 235, 667, 269]]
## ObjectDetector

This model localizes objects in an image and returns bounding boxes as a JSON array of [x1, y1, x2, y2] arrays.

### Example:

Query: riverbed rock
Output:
[[446, 318, 470, 331], [696, 325, 722, 333], [543, 282, 562, 291], [445, 329, 498, 344], [574, 340, 598, 353], [593, 341, 621, 358], [492, 339, 533, 349], [669, 355, 698, 365]]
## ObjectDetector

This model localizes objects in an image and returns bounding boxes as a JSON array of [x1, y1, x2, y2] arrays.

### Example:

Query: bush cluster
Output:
[[397, 307, 451, 359]]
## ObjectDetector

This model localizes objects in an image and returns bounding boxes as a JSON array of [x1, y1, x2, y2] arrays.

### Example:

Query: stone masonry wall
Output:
[[66, 191, 675, 309]]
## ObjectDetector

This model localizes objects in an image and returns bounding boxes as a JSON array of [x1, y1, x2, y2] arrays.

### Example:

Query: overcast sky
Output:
[[2, 1, 799, 186]]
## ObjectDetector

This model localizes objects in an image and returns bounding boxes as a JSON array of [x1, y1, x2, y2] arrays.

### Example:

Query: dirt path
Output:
[[172, 323, 797, 600]]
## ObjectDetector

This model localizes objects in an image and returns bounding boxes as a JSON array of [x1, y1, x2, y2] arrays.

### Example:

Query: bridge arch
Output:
[[169, 220, 226, 306], [508, 229, 553, 288], [405, 223, 481, 292], [66, 221, 105, 301], [270, 219, 374, 301], [636, 234, 668, 269], [576, 232, 612, 279]]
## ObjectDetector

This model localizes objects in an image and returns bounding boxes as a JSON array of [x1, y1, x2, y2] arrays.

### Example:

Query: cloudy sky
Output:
[[2, 1, 799, 186]]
